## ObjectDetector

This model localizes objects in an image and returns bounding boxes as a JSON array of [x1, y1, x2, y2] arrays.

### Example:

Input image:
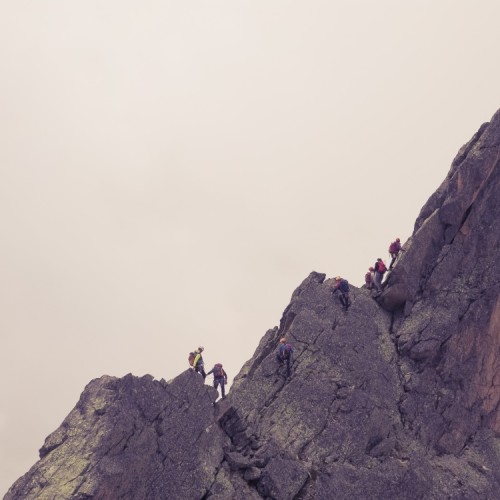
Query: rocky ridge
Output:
[[5, 110, 500, 500]]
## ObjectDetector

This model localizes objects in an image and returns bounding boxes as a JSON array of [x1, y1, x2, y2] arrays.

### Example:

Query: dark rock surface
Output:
[[5, 110, 500, 499], [381, 108, 500, 457], [6, 372, 230, 500]]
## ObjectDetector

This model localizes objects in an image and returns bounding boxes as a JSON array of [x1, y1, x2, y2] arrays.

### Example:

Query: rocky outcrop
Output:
[[5, 372, 235, 499], [381, 108, 500, 457], [5, 110, 500, 499], [222, 271, 499, 499]]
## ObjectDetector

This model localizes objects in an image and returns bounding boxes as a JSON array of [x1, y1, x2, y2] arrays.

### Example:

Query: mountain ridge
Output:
[[5, 110, 500, 500]]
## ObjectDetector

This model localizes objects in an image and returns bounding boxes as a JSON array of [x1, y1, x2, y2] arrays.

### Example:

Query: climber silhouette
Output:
[[191, 346, 206, 379], [276, 338, 293, 378], [333, 276, 350, 310], [206, 363, 228, 399]]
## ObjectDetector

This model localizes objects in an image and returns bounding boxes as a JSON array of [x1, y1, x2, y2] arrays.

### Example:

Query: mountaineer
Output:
[[388, 238, 402, 270], [189, 346, 206, 380], [333, 276, 350, 310], [365, 267, 375, 290], [276, 338, 293, 378], [206, 363, 228, 399], [373, 258, 387, 292]]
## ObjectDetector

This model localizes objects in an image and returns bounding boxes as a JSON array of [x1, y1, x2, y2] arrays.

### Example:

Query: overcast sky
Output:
[[1, 1, 499, 494]]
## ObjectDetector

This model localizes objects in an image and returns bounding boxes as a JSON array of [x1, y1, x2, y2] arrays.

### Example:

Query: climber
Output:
[[333, 276, 350, 310], [206, 363, 228, 399], [388, 238, 402, 270], [365, 267, 375, 290], [373, 258, 387, 292], [191, 346, 206, 380], [276, 338, 293, 378]]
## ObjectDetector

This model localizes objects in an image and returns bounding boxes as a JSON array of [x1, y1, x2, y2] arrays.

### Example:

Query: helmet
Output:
[[396, 238, 400, 242], [377, 258, 382, 261], [369, 267, 374, 271], [335, 276, 341, 281], [198, 346, 204, 352], [280, 338, 286, 344]]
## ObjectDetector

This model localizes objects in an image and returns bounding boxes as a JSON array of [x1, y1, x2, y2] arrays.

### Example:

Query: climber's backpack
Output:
[[339, 279, 349, 293], [188, 352, 196, 366], [283, 344, 293, 359], [389, 242, 398, 253], [378, 260, 387, 273], [213, 363, 225, 378]]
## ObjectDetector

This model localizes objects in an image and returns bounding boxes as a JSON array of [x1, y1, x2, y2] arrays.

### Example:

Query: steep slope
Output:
[[381, 108, 500, 455], [6, 373, 233, 499], [221, 273, 498, 499], [5, 110, 500, 500]]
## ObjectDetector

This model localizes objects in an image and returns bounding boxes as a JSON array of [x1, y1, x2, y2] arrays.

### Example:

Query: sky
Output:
[[1, 0, 500, 494]]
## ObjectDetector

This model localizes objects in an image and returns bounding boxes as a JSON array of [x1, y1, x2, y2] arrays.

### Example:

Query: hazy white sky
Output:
[[1, 1, 499, 494]]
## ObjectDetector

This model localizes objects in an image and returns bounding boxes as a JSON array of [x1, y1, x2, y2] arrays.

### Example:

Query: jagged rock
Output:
[[224, 451, 252, 470], [256, 457, 309, 500], [243, 466, 262, 481], [5, 371, 227, 499], [383, 108, 500, 457], [6, 109, 500, 499]]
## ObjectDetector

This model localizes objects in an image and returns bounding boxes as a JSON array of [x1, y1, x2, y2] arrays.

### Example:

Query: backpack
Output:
[[188, 352, 196, 366], [339, 279, 349, 293], [378, 260, 387, 273], [213, 363, 225, 378], [365, 272, 372, 284], [389, 242, 398, 253], [283, 344, 293, 359]]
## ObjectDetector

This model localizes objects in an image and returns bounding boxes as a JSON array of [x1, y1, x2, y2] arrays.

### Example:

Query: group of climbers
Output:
[[186, 237, 404, 396], [188, 339, 295, 394], [188, 346, 228, 399], [365, 238, 403, 293], [274, 238, 402, 378]]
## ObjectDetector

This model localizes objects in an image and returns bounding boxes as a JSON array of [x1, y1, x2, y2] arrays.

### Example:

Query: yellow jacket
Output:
[[193, 350, 203, 367]]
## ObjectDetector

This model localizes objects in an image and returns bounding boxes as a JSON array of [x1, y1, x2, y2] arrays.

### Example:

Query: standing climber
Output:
[[365, 267, 375, 290], [276, 338, 293, 378], [191, 346, 206, 380], [388, 238, 402, 270], [206, 363, 228, 399], [373, 258, 387, 292], [333, 276, 350, 310]]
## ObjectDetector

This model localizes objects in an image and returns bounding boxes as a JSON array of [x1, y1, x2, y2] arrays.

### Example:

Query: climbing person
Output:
[[191, 346, 206, 380], [373, 258, 387, 292], [276, 338, 293, 378], [333, 276, 350, 310], [365, 267, 375, 290], [388, 238, 402, 270], [206, 363, 228, 399]]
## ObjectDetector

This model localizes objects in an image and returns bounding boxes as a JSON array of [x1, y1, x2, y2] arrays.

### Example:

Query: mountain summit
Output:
[[6, 110, 500, 499]]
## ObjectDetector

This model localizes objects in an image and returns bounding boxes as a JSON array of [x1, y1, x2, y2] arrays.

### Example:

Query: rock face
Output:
[[6, 373, 229, 499], [381, 109, 500, 456], [6, 110, 500, 500]]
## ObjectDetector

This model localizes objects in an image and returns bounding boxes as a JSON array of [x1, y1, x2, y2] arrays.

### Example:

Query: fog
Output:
[[1, 1, 500, 494]]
